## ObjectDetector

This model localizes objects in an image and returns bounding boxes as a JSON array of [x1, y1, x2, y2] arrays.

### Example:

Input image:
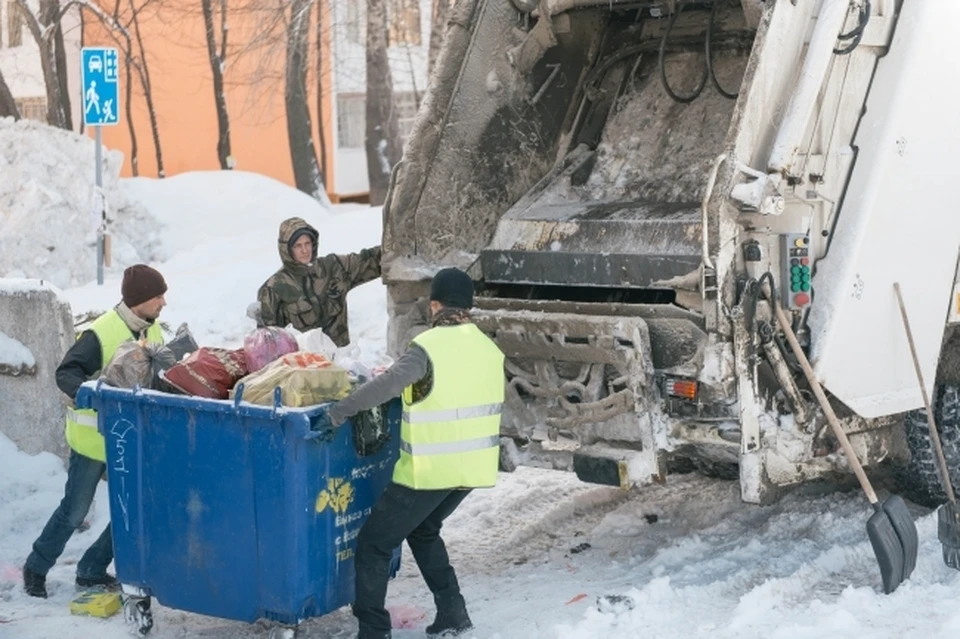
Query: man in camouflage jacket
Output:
[[257, 217, 382, 347]]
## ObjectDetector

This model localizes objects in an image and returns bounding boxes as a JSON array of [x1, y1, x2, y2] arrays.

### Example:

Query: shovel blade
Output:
[[866, 495, 918, 594], [938, 502, 960, 571]]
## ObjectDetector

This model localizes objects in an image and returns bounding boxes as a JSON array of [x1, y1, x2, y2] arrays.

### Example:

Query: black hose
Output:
[[706, 0, 739, 99], [758, 271, 777, 306], [659, 5, 708, 104], [834, 0, 871, 56]]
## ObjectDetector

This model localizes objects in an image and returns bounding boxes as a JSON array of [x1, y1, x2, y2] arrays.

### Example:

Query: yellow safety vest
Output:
[[64, 310, 164, 462], [394, 323, 505, 490]]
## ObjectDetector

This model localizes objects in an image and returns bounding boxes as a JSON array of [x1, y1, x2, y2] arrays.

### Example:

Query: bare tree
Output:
[[83, 0, 165, 175], [128, 0, 164, 176], [365, 0, 403, 206], [315, 0, 327, 180], [122, 37, 139, 174], [285, 0, 329, 204], [15, 0, 70, 128], [201, 0, 232, 169], [0, 69, 21, 120], [428, 0, 452, 76], [52, 5, 72, 129]]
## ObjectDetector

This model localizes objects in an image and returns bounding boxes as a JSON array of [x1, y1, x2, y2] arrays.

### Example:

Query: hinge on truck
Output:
[[702, 266, 718, 300]]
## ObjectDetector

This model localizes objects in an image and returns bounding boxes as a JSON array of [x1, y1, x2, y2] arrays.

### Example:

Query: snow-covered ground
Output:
[[2, 121, 960, 638]]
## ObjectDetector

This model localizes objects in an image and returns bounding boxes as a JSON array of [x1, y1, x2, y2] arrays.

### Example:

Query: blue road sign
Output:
[[81, 47, 120, 126]]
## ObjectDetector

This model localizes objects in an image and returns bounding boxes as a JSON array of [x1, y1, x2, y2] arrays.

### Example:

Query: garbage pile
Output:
[[101, 323, 387, 408]]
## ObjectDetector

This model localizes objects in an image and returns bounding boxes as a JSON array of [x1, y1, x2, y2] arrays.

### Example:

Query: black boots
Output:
[[76, 573, 120, 591], [356, 625, 391, 639], [23, 566, 47, 598], [426, 600, 473, 638]]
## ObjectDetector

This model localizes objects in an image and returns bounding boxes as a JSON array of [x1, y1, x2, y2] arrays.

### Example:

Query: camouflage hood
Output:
[[277, 217, 320, 274], [258, 219, 383, 347]]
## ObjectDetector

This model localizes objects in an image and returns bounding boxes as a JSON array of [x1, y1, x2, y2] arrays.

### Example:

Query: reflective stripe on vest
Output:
[[64, 309, 163, 462], [66, 407, 98, 428], [393, 323, 505, 490], [400, 434, 501, 456], [401, 402, 502, 424]]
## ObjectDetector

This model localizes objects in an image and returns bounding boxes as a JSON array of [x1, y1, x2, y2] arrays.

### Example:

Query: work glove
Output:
[[304, 410, 336, 441]]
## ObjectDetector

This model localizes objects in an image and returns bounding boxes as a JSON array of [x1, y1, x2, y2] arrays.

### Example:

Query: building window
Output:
[[394, 91, 419, 140], [345, 2, 365, 46], [337, 93, 366, 149], [15, 97, 46, 121], [388, 0, 421, 47], [336, 91, 420, 150], [7, 0, 23, 48]]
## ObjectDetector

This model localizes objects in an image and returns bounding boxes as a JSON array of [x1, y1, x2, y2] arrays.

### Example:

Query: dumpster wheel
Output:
[[122, 595, 154, 636]]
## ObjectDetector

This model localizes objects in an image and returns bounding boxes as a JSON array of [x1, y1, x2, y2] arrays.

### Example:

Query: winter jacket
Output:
[[257, 217, 382, 347]]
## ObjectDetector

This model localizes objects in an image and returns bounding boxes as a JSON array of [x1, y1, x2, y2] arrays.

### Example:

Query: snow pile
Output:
[[62, 176, 383, 359], [0, 118, 163, 289], [0, 331, 35, 371], [121, 171, 334, 259]]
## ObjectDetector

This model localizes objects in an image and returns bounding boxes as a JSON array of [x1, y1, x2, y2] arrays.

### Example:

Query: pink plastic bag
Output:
[[243, 327, 299, 373]]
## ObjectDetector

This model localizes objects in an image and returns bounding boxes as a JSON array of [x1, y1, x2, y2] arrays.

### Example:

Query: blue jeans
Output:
[[25, 450, 113, 579]]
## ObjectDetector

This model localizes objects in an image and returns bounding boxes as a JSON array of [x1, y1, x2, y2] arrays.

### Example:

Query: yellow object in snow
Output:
[[69, 591, 122, 618]]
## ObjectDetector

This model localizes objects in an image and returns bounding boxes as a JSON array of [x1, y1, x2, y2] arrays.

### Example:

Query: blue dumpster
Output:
[[76, 380, 400, 626]]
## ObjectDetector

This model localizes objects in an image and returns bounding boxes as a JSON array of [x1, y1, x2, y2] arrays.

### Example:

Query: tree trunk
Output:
[[428, 0, 451, 77], [0, 69, 20, 120], [130, 0, 164, 176], [124, 49, 138, 176], [315, 0, 327, 181], [53, 13, 72, 130], [201, 0, 232, 170], [285, 0, 330, 204], [18, 0, 67, 129], [365, 0, 403, 206]]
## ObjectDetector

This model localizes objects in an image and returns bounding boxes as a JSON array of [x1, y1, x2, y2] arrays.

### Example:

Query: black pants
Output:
[[353, 482, 470, 633]]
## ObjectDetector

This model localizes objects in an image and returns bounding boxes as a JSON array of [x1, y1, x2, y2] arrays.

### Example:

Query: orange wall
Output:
[[82, 0, 337, 192]]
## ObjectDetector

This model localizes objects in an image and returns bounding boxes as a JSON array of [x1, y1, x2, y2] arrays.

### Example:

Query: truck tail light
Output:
[[664, 377, 698, 401]]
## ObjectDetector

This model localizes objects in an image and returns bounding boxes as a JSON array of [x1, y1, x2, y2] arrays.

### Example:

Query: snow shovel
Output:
[[894, 282, 960, 570], [772, 299, 918, 594]]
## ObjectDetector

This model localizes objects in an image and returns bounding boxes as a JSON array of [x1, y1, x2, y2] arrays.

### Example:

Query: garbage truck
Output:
[[380, 0, 960, 505]]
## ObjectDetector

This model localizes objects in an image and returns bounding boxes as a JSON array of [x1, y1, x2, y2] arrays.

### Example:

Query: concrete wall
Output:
[[0, 279, 74, 460]]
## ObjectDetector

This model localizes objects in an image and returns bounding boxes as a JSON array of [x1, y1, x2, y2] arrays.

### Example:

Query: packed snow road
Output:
[[5, 459, 958, 639]]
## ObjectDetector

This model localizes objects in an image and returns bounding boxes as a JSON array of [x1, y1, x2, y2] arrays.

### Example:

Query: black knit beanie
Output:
[[121, 264, 167, 308], [430, 268, 474, 309]]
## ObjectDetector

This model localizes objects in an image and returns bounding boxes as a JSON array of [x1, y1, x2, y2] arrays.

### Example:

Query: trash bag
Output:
[[243, 327, 299, 373], [166, 322, 199, 362], [291, 327, 339, 360], [232, 351, 352, 407], [101, 340, 177, 390], [162, 347, 248, 399], [352, 403, 391, 457]]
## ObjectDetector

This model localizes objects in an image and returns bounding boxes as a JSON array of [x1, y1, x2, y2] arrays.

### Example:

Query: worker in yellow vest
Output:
[[327, 267, 505, 639], [23, 264, 167, 599]]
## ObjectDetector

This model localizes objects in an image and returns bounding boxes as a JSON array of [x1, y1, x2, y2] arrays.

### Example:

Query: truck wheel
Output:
[[896, 385, 960, 508]]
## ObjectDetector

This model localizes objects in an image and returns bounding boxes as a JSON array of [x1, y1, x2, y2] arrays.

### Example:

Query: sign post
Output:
[[81, 47, 120, 285]]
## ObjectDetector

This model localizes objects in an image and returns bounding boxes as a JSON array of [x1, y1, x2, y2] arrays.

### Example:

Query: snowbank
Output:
[[0, 118, 162, 289]]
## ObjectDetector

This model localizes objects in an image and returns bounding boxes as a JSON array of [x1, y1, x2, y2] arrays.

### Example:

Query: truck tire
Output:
[[896, 385, 960, 508]]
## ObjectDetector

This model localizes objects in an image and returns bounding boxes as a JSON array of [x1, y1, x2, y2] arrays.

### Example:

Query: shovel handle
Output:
[[894, 282, 956, 504], [772, 300, 880, 505]]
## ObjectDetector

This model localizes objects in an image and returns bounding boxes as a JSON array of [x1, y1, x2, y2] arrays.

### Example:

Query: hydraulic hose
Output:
[[659, 4, 708, 104]]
